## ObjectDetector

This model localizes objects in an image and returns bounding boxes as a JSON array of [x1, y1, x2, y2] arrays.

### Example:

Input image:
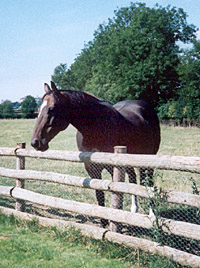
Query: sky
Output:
[[0, 0, 200, 102]]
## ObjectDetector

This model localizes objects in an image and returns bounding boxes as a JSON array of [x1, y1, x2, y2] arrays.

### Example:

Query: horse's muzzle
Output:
[[31, 138, 49, 152]]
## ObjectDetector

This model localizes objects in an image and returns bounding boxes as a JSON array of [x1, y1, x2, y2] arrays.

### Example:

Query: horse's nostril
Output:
[[31, 139, 39, 148]]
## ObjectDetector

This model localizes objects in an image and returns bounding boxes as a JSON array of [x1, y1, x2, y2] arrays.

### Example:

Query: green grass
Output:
[[0, 212, 182, 268], [0, 213, 138, 268], [159, 126, 200, 156], [0, 119, 199, 216], [0, 119, 77, 150], [0, 119, 199, 154]]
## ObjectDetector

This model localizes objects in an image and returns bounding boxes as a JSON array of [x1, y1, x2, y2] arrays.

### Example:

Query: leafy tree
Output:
[[52, 2, 197, 109], [88, 3, 196, 105], [0, 100, 15, 118], [21, 96, 37, 118], [51, 63, 75, 90], [177, 40, 200, 118]]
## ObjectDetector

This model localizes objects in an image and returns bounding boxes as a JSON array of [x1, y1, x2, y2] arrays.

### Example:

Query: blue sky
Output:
[[0, 0, 199, 101]]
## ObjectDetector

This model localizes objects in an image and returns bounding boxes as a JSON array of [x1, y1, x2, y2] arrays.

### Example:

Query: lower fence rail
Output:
[[0, 205, 200, 268], [0, 185, 200, 267], [0, 184, 200, 242]]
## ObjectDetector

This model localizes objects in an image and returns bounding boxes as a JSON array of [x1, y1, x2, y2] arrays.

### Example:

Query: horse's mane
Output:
[[61, 90, 111, 109], [43, 89, 116, 116]]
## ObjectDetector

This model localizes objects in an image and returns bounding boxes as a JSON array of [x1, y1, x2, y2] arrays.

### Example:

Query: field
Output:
[[0, 119, 199, 155], [0, 119, 200, 267]]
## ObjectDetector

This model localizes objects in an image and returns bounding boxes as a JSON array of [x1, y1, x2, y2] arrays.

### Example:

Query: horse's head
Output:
[[31, 82, 70, 151]]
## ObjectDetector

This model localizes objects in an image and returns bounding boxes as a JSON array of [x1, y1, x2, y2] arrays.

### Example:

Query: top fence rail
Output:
[[0, 147, 200, 174]]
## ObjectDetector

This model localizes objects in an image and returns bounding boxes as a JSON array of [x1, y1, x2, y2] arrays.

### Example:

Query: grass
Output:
[[0, 119, 199, 154], [159, 126, 200, 156], [0, 212, 182, 268], [0, 119, 199, 267], [0, 119, 77, 150], [0, 212, 138, 268]]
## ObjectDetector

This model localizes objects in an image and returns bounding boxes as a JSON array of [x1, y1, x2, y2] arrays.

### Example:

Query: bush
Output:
[[0, 100, 15, 119], [21, 96, 37, 118], [158, 99, 200, 120]]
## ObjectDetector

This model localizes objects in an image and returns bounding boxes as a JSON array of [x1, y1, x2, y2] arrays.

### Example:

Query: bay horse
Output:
[[31, 82, 160, 227]]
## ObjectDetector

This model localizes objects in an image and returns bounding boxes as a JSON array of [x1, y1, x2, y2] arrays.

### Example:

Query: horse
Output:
[[31, 81, 160, 227]]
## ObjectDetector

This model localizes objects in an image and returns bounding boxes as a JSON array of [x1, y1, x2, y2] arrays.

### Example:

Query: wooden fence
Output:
[[0, 144, 200, 267]]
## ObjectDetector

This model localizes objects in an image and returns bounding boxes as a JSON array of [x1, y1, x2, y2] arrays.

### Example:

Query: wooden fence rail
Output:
[[0, 167, 200, 208], [0, 145, 200, 267], [0, 185, 200, 242], [0, 147, 200, 173]]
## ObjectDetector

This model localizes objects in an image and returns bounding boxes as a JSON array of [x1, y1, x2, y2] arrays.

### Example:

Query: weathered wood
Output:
[[0, 206, 200, 268], [0, 186, 13, 197], [15, 143, 25, 212], [105, 232, 200, 268], [0, 147, 199, 173], [1, 167, 200, 208], [108, 181, 200, 208], [110, 146, 127, 232], [0, 186, 200, 241], [0, 167, 111, 190]]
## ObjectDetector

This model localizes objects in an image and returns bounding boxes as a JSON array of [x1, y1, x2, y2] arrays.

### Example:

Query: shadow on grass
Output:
[[160, 206, 200, 224], [0, 197, 15, 209]]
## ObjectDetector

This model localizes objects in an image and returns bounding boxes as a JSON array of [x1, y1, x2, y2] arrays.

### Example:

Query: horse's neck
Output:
[[66, 94, 119, 134]]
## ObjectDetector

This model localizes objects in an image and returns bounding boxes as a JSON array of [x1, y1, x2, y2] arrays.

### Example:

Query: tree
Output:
[[51, 63, 74, 90], [88, 3, 196, 105], [178, 40, 200, 100], [21, 96, 37, 118], [0, 100, 15, 118], [52, 2, 197, 107]]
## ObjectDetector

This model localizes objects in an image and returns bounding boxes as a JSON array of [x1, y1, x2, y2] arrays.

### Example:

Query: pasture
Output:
[[0, 119, 199, 154], [0, 119, 199, 267], [0, 212, 138, 268]]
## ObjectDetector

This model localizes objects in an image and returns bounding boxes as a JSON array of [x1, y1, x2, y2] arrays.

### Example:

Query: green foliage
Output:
[[158, 98, 200, 120], [51, 63, 75, 90], [21, 95, 37, 118], [52, 2, 197, 110], [1, 3, 198, 120], [0, 100, 15, 118], [176, 40, 200, 119], [178, 40, 200, 101]]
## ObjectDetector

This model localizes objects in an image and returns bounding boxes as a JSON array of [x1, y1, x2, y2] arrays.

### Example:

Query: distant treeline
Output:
[[51, 3, 200, 122], [0, 96, 40, 119]]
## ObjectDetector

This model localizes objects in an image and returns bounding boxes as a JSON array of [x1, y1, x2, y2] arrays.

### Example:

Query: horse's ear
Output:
[[44, 83, 51, 93], [51, 81, 62, 99], [51, 81, 58, 91]]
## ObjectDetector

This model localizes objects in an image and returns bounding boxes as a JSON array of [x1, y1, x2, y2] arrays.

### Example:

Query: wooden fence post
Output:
[[15, 142, 26, 211], [110, 146, 127, 232]]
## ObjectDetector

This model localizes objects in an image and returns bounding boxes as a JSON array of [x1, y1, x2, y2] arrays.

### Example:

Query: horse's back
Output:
[[113, 100, 160, 154], [113, 100, 155, 123]]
